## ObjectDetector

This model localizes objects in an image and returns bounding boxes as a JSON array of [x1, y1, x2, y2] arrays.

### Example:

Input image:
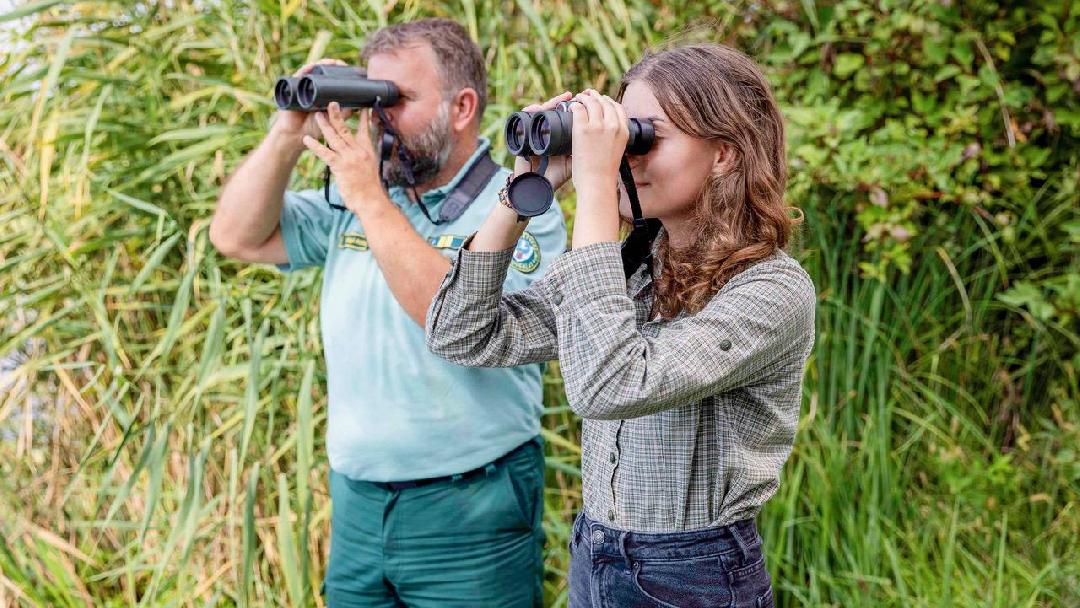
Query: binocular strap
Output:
[[321, 104, 499, 227], [619, 157, 660, 280]]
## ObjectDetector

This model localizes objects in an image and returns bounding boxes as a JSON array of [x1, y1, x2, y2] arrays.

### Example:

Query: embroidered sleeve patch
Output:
[[339, 232, 369, 251], [510, 231, 541, 274]]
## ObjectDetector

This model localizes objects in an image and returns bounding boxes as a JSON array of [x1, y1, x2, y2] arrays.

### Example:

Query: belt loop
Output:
[[729, 522, 752, 561], [483, 462, 497, 476], [618, 531, 632, 570]]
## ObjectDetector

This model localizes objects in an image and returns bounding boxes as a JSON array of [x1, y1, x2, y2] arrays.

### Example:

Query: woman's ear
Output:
[[450, 88, 480, 132], [711, 143, 736, 176]]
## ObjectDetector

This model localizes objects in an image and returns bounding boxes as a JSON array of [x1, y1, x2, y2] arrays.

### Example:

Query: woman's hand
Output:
[[302, 102, 386, 215], [468, 93, 577, 254], [513, 91, 574, 189], [568, 90, 628, 248], [569, 89, 628, 200]]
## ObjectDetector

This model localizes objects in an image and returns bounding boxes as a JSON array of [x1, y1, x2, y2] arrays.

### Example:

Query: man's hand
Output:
[[272, 59, 352, 147], [302, 102, 387, 215]]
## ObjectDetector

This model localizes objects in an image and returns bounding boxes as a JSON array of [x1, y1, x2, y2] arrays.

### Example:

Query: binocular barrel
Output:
[[505, 103, 654, 157], [274, 65, 399, 111]]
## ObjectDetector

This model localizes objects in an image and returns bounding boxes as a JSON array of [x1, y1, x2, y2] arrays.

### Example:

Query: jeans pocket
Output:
[[725, 556, 772, 608], [756, 587, 774, 608], [630, 555, 734, 608]]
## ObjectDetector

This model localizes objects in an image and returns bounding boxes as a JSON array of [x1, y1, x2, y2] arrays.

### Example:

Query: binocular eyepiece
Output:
[[274, 65, 400, 111], [504, 101, 654, 157]]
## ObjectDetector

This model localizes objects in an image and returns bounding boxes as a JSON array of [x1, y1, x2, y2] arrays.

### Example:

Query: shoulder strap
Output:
[[438, 150, 500, 223]]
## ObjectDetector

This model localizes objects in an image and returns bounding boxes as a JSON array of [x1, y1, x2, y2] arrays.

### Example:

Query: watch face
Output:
[[507, 172, 554, 217]]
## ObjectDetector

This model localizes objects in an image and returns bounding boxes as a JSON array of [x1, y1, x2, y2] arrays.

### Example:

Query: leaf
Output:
[[834, 53, 865, 78], [997, 282, 1055, 321]]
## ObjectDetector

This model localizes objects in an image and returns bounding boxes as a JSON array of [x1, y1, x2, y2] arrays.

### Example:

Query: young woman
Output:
[[426, 43, 814, 608]]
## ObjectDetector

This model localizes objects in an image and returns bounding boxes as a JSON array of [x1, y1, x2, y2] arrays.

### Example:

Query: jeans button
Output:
[[591, 529, 605, 545]]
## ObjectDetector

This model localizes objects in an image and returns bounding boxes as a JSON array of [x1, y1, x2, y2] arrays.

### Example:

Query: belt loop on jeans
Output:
[[729, 522, 752, 560], [617, 531, 632, 571]]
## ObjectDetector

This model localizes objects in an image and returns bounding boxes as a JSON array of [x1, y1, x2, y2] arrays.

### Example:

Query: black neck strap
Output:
[[619, 157, 661, 278], [322, 102, 497, 224]]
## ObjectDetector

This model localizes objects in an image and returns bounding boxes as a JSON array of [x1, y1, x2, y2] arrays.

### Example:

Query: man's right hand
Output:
[[271, 59, 353, 146], [210, 60, 358, 264]]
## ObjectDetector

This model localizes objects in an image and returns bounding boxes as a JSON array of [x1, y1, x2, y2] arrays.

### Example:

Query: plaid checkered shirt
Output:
[[426, 239, 816, 532]]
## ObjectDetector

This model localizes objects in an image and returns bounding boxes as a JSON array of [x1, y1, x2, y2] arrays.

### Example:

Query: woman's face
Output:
[[617, 80, 721, 225]]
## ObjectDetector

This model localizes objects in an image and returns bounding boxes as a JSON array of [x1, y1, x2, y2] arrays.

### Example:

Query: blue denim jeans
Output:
[[568, 511, 775, 608]]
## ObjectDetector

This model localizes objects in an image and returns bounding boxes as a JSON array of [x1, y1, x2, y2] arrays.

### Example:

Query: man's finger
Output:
[[302, 135, 336, 164], [327, 103, 354, 146], [356, 108, 372, 145], [293, 58, 346, 77], [315, 112, 350, 152]]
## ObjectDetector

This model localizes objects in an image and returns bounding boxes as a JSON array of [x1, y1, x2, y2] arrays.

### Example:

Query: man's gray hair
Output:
[[361, 18, 487, 121]]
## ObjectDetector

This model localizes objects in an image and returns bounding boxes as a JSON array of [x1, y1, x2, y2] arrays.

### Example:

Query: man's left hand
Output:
[[302, 102, 388, 215]]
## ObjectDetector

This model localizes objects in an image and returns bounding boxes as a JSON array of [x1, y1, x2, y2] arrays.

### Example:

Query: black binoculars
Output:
[[504, 101, 655, 157], [274, 65, 399, 111]]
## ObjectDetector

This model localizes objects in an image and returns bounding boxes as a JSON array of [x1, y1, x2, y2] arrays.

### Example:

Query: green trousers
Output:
[[323, 437, 545, 607]]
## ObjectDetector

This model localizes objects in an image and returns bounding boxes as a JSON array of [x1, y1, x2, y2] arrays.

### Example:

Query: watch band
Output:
[[498, 174, 528, 223]]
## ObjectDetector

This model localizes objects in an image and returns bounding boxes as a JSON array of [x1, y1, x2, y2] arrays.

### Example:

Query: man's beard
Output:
[[382, 102, 453, 187]]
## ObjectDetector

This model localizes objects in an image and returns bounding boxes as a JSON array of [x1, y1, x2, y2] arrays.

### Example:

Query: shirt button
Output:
[[591, 529, 605, 545], [719, 339, 732, 351], [607, 510, 616, 522], [609, 452, 617, 464]]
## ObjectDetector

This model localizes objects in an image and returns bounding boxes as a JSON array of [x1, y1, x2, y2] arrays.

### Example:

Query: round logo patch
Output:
[[511, 232, 541, 274]]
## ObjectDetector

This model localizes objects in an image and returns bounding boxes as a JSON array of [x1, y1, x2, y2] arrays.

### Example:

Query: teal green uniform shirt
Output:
[[278, 138, 566, 482]]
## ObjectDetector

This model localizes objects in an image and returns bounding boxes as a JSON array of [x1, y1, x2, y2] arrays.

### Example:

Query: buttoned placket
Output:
[[607, 420, 624, 524]]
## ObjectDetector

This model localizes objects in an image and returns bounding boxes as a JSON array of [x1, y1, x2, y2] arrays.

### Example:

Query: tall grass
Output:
[[1, 1, 1078, 607]]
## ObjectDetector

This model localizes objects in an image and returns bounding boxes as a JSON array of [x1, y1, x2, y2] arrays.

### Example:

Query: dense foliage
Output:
[[1, 1, 1077, 606]]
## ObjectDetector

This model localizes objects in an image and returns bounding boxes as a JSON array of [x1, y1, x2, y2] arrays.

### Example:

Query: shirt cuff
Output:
[[547, 241, 625, 310], [447, 235, 515, 294]]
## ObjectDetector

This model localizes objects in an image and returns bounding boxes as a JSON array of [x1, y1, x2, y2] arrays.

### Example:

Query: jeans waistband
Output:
[[575, 511, 760, 562]]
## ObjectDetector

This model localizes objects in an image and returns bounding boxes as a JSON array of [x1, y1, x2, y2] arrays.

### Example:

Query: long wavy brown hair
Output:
[[618, 43, 801, 319]]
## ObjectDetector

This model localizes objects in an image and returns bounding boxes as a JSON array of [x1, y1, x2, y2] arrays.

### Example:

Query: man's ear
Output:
[[450, 88, 480, 131]]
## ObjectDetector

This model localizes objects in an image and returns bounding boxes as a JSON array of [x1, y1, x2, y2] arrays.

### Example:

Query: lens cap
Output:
[[507, 172, 555, 217]]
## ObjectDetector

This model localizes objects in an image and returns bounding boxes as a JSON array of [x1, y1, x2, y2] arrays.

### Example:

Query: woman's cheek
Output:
[[617, 185, 633, 219]]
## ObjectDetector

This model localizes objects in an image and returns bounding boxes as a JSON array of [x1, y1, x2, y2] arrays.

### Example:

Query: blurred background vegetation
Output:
[[1, 0, 1078, 606]]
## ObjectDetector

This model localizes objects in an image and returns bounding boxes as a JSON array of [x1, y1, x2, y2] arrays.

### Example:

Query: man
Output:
[[208, 18, 565, 607]]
